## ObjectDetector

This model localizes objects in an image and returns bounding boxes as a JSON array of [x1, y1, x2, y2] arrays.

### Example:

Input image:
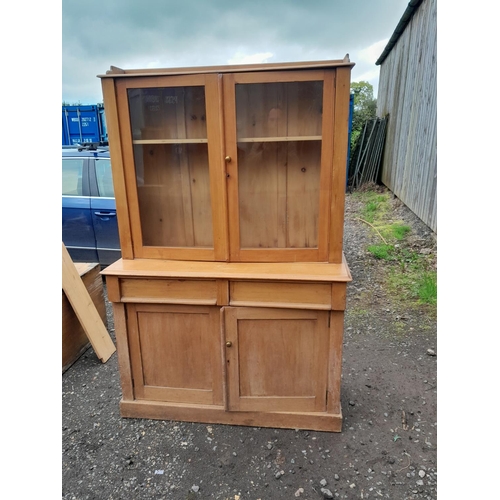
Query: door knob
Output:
[[226, 341, 232, 347]]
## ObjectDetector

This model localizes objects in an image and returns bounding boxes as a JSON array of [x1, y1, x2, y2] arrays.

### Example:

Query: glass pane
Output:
[[95, 159, 114, 197], [127, 86, 213, 249], [235, 81, 323, 139], [128, 87, 207, 141], [134, 143, 213, 248], [62, 159, 84, 196], [235, 81, 323, 249]]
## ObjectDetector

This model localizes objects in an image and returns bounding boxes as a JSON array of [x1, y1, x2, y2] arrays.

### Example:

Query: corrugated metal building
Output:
[[376, 0, 437, 232]]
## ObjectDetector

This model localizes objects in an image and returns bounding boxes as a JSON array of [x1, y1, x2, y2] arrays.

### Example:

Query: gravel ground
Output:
[[62, 188, 437, 500]]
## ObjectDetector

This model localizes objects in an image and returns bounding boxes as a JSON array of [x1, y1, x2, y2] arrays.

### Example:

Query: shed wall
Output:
[[377, 0, 437, 232]]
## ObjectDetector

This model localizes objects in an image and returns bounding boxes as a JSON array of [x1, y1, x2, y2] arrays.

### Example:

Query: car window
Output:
[[62, 158, 85, 196], [95, 158, 114, 197]]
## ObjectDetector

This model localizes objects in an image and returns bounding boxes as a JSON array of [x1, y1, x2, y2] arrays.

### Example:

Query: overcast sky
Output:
[[62, 0, 410, 104]]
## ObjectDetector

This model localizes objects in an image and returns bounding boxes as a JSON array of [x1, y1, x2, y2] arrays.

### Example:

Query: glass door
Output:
[[223, 70, 334, 262], [116, 74, 227, 261]]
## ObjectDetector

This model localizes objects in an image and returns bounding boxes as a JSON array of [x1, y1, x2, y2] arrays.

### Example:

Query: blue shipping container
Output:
[[62, 104, 108, 145], [98, 105, 108, 144]]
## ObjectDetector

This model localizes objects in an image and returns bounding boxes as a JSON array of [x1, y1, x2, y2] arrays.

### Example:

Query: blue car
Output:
[[62, 143, 121, 266]]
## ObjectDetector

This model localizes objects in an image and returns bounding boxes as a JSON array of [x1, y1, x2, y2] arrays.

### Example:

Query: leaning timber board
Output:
[[62, 262, 107, 372]]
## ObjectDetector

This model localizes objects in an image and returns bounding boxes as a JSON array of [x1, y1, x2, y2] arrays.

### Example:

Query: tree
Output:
[[350, 81, 377, 150]]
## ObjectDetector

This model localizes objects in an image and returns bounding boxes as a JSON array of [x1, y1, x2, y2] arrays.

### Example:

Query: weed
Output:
[[416, 272, 437, 305], [390, 224, 411, 241], [368, 244, 394, 260], [356, 192, 391, 224], [387, 252, 437, 306], [363, 201, 380, 223]]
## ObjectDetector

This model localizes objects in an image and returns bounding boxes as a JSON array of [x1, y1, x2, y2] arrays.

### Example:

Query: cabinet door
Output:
[[223, 70, 335, 262], [224, 307, 329, 412], [115, 74, 228, 261], [127, 304, 223, 405]]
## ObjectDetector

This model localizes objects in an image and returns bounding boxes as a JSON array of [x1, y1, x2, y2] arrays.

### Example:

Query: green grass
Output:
[[390, 223, 411, 241], [367, 244, 394, 260], [416, 272, 437, 305], [388, 262, 437, 305], [356, 192, 391, 224], [353, 187, 437, 310]]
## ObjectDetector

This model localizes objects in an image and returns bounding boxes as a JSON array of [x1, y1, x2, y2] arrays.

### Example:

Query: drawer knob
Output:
[[225, 341, 232, 347], [225, 156, 231, 162]]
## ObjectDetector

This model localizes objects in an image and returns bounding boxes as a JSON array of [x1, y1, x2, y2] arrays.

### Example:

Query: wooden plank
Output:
[[222, 72, 242, 262], [286, 141, 321, 249], [206, 74, 229, 261], [327, 310, 344, 414], [99, 59, 354, 79], [112, 303, 134, 400], [186, 144, 214, 247], [329, 67, 351, 263], [175, 87, 196, 246], [220, 307, 229, 410], [238, 141, 281, 248], [61, 243, 116, 362], [101, 258, 351, 281], [115, 80, 145, 257], [62, 263, 106, 372], [316, 71, 334, 262], [120, 399, 342, 432], [101, 258, 352, 282]]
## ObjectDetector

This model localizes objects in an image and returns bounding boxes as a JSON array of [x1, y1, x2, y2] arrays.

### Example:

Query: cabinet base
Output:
[[120, 399, 342, 432]]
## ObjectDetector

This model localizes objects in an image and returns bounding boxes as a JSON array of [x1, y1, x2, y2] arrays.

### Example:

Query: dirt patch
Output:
[[62, 188, 437, 499]]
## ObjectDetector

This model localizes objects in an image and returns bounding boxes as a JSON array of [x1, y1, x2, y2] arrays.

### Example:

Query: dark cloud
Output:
[[62, 0, 409, 103]]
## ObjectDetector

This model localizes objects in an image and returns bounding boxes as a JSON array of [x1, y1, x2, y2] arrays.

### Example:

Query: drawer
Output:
[[118, 278, 218, 305], [229, 281, 332, 310]]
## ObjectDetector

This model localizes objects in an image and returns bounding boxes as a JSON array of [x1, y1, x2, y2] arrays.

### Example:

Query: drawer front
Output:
[[229, 281, 331, 310], [119, 278, 218, 305]]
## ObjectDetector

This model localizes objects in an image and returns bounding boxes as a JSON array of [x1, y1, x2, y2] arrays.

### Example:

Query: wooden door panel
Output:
[[224, 307, 329, 412], [115, 74, 228, 261], [223, 71, 333, 262], [127, 304, 222, 405]]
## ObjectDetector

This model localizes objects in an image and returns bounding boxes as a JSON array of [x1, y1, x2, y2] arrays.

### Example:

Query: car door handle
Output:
[[94, 211, 117, 219]]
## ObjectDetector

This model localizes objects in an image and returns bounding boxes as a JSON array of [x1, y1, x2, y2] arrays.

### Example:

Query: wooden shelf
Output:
[[237, 136, 321, 143], [132, 136, 321, 145], [132, 138, 208, 144], [102, 256, 352, 283]]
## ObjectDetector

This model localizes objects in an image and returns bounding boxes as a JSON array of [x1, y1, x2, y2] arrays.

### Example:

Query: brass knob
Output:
[[226, 341, 232, 347], [225, 156, 231, 162]]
